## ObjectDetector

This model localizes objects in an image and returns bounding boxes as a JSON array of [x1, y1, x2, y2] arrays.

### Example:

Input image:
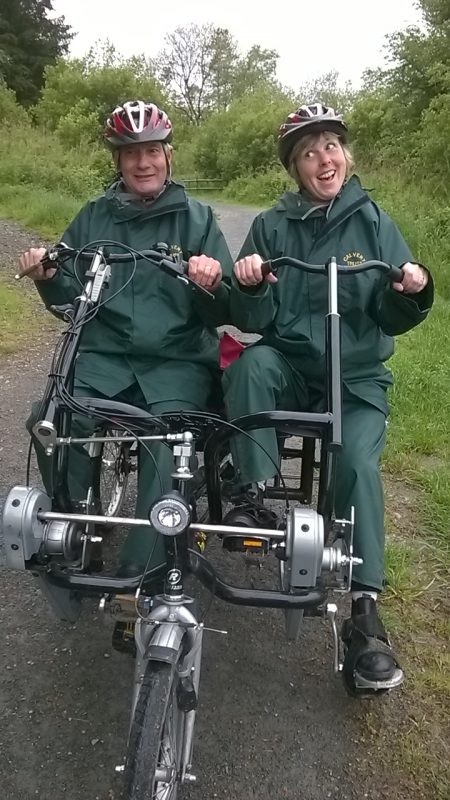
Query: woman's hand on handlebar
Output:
[[393, 262, 428, 294], [234, 253, 278, 286], [18, 248, 57, 281], [188, 254, 222, 291]]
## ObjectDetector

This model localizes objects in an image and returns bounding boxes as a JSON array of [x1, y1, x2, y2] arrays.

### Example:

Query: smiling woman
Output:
[[222, 99, 434, 697], [290, 133, 348, 202]]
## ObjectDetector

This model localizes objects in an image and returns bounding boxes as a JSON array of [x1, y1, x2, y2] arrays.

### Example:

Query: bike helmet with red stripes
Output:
[[278, 103, 347, 169], [104, 100, 173, 148]]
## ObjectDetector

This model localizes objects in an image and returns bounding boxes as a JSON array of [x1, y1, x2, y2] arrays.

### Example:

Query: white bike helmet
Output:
[[104, 100, 173, 148], [278, 103, 348, 169]]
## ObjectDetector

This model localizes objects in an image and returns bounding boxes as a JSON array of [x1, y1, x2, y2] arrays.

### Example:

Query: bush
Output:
[[225, 167, 294, 206], [412, 94, 450, 197], [193, 87, 292, 182], [56, 98, 102, 148], [34, 53, 168, 134], [0, 125, 111, 200], [0, 82, 30, 128]]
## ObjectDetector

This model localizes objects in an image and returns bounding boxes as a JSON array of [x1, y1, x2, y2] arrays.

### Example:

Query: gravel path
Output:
[[0, 207, 410, 800]]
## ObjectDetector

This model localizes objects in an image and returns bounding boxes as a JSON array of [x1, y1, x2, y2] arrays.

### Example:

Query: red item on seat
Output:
[[219, 332, 246, 370]]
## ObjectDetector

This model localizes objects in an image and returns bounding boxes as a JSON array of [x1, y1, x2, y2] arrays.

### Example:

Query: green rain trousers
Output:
[[27, 375, 208, 571], [223, 345, 388, 591]]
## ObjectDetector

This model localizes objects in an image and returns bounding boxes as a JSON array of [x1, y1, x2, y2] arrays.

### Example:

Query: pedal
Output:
[[112, 621, 136, 656], [222, 534, 270, 555]]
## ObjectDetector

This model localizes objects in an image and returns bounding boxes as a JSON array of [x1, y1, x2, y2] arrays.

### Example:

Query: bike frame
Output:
[[30, 252, 354, 611]]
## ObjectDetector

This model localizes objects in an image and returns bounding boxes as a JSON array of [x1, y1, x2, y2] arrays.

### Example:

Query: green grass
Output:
[[383, 297, 450, 551], [0, 279, 54, 353], [0, 184, 82, 241]]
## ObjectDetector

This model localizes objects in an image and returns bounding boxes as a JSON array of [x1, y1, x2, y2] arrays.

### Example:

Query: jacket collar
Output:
[[275, 174, 368, 221], [105, 180, 189, 222]]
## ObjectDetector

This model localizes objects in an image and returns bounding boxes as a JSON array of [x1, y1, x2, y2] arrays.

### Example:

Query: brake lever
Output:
[[15, 243, 72, 281], [158, 258, 214, 298]]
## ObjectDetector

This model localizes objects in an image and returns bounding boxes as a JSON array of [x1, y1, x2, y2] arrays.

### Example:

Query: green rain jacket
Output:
[[231, 175, 434, 413], [36, 181, 233, 404]]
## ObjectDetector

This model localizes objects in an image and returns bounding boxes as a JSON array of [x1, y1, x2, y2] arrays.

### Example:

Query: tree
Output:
[[373, 0, 450, 132], [157, 23, 240, 124], [208, 28, 239, 112], [0, 0, 73, 105], [35, 44, 167, 146], [347, 0, 450, 181], [346, 88, 395, 165], [232, 45, 279, 97], [156, 24, 279, 124], [294, 71, 356, 114]]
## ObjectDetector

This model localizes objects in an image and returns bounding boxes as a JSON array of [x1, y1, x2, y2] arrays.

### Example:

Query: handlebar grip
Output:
[[15, 250, 57, 281], [390, 265, 404, 283], [261, 260, 274, 277]]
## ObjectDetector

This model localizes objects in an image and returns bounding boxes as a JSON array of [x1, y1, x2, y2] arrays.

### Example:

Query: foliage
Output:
[[34, 44, 167, 145], [362, 169, 450, 299], [0, 0, 72, 105], [225, 167, 294, 207], [294, 70, 357, 113], [156, 23, 280, 124], [354, 0, 450, 171], [412, 92, 450, 192], [192, 87, 292, 181], [0, 81, 30, 128], [346, 89, 396, 165], [0, 124, 110, 201], [231, 45, 280, 98]]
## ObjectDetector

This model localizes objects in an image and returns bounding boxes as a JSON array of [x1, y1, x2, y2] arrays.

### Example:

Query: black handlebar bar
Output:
[[260, 256, 404, 283], [47, 241, 190, 277], [16, 241, 191, 283]]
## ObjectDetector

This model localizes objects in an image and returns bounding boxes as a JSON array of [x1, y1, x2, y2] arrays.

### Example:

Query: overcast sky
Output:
[[52, 0, 423, 90]]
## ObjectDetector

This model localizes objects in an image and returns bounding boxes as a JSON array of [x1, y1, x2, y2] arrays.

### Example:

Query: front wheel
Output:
[[125, 660, 184, 800], [92, 430, 134, 519]]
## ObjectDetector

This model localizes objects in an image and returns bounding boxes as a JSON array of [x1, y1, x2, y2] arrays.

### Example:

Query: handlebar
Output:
[[260, 256, 404, 283], [16, 241, 190, 281]]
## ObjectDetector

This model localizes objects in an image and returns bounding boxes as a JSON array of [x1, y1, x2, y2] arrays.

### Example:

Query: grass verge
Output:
[[0, 279, 55, 354]]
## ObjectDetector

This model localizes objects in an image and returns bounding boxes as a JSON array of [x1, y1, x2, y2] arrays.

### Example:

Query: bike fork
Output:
[[129, 599, 204, 785], [179, 623, 204, 784]]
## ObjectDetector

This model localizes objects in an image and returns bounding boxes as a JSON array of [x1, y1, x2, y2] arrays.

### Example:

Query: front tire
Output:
[[125, 660, 184, 800], [93, 430, 132, 519]]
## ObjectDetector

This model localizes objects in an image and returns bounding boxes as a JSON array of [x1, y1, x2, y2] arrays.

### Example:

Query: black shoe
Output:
[[341, 596, 404, 694], [223, 493, 278, 529]]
